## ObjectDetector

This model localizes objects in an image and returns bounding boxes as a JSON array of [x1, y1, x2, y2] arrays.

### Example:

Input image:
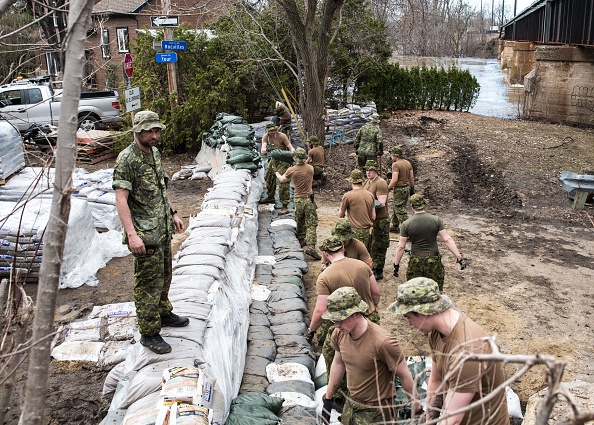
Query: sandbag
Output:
[[270, 149, 294, 164], [231, 161, 260, 171]]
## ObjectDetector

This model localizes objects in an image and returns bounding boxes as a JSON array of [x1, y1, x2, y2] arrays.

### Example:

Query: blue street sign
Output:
[[156, 53, 178, 63], [161, 40, 187, 51]]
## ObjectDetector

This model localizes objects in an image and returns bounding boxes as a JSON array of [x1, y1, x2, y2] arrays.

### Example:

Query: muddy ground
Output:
[[8, 110, 594, 424]]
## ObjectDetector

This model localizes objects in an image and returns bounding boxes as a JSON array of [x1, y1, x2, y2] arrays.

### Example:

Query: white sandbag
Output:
[[190, 171, 208, 180], [64, 318, 102, 342], [506, 386, 523, 419], [173, 264, 221, 278], [176, 241, 230, 259], [251, 283, 271, 301], [270, 391, 317, 408], [314, 386, 341, 424], [89, 301, 137, 318], [270, 218, 297, 228], [99, 340, 130, 367], [173, 254, 226, 271], [103, 361, 126, 394], [315, 353, 327, 378], [106, 316, 137, 341], [256, 255, 276, 265], [266, 362, 313, 385], [51, 341, 105, 363]]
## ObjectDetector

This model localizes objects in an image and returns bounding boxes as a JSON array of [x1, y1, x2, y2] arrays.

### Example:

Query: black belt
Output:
[[412, 252, 439, 257]]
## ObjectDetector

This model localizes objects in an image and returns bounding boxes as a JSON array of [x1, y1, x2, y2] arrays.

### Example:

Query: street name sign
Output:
[[162, 40, 187, 50], [124, 86, 141, 112], [150, 16, 179, 27], [156, 53, 178, 63]]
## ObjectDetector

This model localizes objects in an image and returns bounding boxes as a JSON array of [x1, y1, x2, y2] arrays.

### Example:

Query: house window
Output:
[[101, 28, 111, 59], [116, 27, 129, 53]]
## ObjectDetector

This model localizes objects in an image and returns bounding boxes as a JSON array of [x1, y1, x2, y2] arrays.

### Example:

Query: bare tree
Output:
[[13, 0, 94, 421]]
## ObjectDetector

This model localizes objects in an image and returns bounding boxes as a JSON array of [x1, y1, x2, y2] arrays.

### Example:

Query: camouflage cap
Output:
[[387, 277, 453, 315], [307, 136, 319, 145], [389, 146, 403, 156], [133, 110, 166, 133], [332, 219, 355, 241], [293, 147, 307, 162], [370, 114, 380, 123], [265, 122, 278, 131], [346, 169, 365, 184], [322, 287, 369, 321], [365, 160, 379, 171], [320, 235, 344, 253], [409, 193, 426, 210]]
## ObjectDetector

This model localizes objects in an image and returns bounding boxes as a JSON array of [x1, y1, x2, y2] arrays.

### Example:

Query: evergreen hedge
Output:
[[355, 64, 480, 112]]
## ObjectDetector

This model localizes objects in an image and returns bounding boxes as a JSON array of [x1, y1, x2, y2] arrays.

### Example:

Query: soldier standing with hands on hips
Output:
[[113, 110, 189, 355], [387, 146, 414, 233]]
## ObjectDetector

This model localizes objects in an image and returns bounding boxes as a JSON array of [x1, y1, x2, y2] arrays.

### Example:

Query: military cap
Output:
[[387, 277, 453, 316], [307, 136, 319, 145], [332, 219, 355, 241], [409, 193, 426, 210], [133, 110, 166, 133], [322, 287, 369, 321], [364, 160, 379, 171], [370, 114, 380, 123], [265, 122, 278, 131], [293, 147, 307, 162], [346, 169, 365, 184], [388, 146, 403, 156], [320, 235, 344, 253]]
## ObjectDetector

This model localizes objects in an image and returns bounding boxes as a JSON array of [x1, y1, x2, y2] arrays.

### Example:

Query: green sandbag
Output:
[[228, 147, 256, 158], [231, 394, 284, 414], [227, 153, 258, 164], [227, 136, 255, 147], [225, 123, 254, 138], [231, 161, 260, 171], [314, 371, 328, 389], [218, 115, 246, 125], [270, 149, 294, 164]]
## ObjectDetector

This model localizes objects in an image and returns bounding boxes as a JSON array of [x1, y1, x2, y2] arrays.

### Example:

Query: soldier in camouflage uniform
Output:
[[393, 194, 467, 291], [363, 160, 390, 280], [260, 122, 294, 214], [320, 287, 420, 425], [353, 114, 383, 170], [113, 110, 189, 355], [276, 148, 321, 260], [306, 136, 326, 186], [387, 146, 415, 233]]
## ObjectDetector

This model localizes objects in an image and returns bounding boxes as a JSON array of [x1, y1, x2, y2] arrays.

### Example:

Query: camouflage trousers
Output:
[[352, 227, 372, 253], [370, 217, 390, 270], [391, 187, 410, 227], [357, 154, 377, 170], [264, 158, 291, 205], [321, 312, 380, 403], [294, 197, 318, 247], [133, 240, 173, 336], [407, 255, 445, 291], [341, 397, 396, 424], [280, 124, 291, 138], [313, 166, 325, 178]]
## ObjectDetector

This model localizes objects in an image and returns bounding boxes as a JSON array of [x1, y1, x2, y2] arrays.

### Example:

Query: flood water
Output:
[[392, 56, 525, 120]]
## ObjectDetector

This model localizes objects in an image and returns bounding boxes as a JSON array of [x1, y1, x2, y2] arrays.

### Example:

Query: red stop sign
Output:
[[124, 53, 133, 78]]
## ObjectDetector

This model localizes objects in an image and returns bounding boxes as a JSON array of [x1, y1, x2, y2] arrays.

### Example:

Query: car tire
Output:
[[78, 114, 98, 131]]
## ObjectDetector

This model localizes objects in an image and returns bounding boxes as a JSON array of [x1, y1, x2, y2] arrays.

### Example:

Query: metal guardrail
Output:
[[501, 0, 594, 46]]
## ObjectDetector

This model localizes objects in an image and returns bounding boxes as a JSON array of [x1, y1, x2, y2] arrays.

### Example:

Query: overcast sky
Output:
[[466, 0, 535, 17]]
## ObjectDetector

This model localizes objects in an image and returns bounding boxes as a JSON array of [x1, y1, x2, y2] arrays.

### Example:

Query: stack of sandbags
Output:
[[0, 121, 25, 181], [72, 168, 121, 232]]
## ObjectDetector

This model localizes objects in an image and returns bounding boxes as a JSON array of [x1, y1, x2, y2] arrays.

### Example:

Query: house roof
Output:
[[92, 0, 148, 15]]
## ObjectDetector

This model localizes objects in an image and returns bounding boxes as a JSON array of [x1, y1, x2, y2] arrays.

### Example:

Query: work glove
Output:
[[306, 327, 315, 344], [457, 258, 468, 270], [393, 264, 400, 277], [321, 396, 334, 424], [409, 186, 415, 195]]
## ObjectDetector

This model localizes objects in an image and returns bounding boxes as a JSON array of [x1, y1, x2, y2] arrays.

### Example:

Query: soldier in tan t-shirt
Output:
[[338, 169, 375, 251], [320, 220, 372, 271], [306, 136, 326, 186]]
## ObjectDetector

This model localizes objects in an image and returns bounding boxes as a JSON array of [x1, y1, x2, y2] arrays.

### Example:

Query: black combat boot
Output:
[[373, 267, 384, 280], [140, 334, 172, 354], [161, 312, 190, 327]]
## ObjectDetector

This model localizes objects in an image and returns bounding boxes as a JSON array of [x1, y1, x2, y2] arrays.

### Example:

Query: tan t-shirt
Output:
[[321, 238, 371, 265], [331, 321, 404, 404], [363, 176, 389, 219], [429, 314, 510, 425], [316, 257, 375, 315], [262, 132, 291, 150], [308, 146, 325, 167], [285, 163, 314, 198], [392, 158, 413, 187], [339, 188, 375, 230]]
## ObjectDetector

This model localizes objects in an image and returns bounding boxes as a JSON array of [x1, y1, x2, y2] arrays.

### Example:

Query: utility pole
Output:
[[163, 0, 179, 136]]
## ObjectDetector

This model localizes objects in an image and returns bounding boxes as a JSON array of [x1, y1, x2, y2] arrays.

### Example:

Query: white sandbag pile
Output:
[[100, 159, 264, 424], [0, 120, 25, 180]]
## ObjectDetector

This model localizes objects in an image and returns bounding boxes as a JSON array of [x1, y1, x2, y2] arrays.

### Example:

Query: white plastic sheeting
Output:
[[0, 121, 25, 180], [101, 144, 265, 424]]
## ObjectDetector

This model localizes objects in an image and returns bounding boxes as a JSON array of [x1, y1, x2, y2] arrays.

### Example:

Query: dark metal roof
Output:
[[92, 0, 148, 15]]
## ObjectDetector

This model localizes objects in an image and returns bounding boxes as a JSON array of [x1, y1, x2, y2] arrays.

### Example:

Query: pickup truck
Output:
[[0, 79, 122, 132]]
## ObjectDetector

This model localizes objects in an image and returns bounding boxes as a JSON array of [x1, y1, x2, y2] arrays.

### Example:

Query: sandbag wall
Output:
[[101, 166, 263, 424]]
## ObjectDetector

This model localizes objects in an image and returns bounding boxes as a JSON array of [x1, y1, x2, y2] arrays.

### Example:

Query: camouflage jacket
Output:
[[112, 142, 173, 246], [354, 124, 383, 157]]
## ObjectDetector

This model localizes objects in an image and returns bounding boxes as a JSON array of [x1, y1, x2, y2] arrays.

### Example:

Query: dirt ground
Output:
[[9, 110, 594, 424]]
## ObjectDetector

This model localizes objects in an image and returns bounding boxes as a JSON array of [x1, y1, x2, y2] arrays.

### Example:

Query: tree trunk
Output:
[[17, 0, 94, 422]]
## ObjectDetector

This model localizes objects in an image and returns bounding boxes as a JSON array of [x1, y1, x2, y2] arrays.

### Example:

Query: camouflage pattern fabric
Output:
[[341, 398, 396, 424], [133, 239, 173, 336], [279, 124, 291, 138], [351, 227, 372, 253], [370, 216, 390, 269], [264, 158, 291, 205], [313, 165, 325, 177], [354, 124, 383, 169], [294, 197, 318, 246], [391, 186, 410, 228], [407, 255, 446, 291], [387, 276, 452, 315]]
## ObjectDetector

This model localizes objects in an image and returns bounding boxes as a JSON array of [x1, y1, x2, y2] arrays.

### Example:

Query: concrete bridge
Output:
[[499, 0, 594, 126]]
